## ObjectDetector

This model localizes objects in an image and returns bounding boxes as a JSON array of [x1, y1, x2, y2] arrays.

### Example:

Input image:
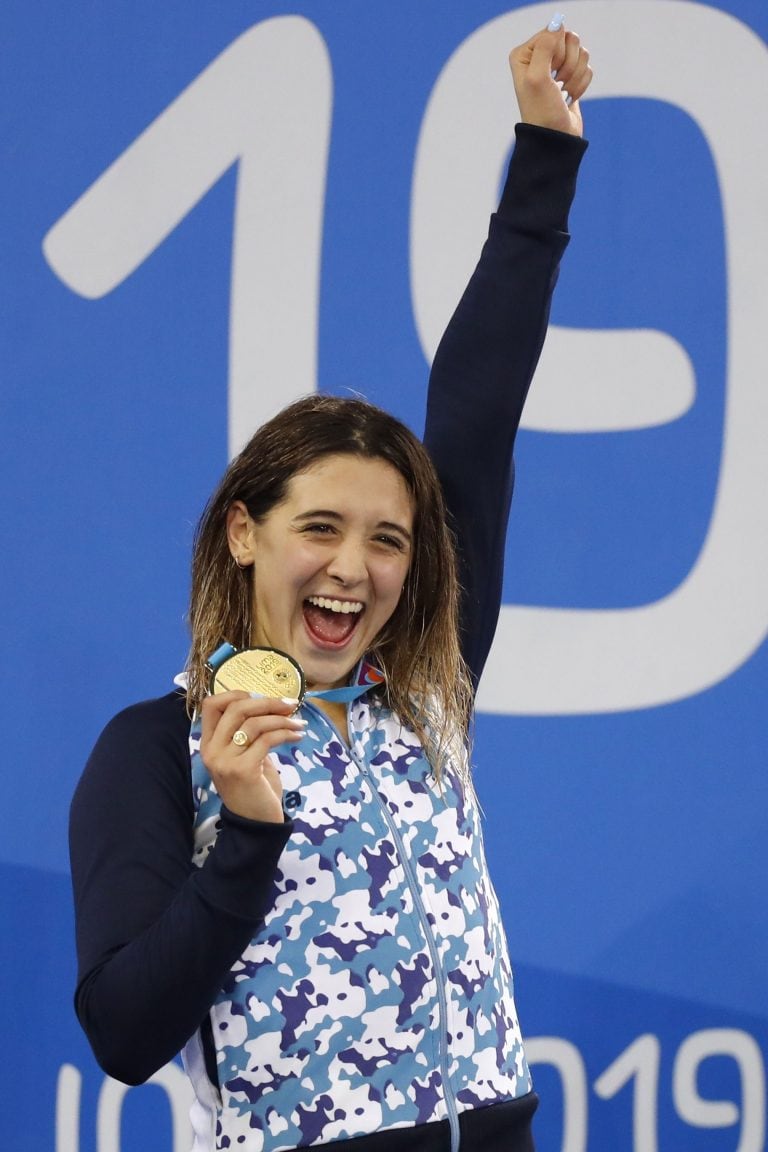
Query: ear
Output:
[[226, 501, 256, 567]]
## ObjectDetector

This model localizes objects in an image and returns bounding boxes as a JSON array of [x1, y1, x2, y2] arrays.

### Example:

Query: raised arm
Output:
[[424, 20, 591, 685]]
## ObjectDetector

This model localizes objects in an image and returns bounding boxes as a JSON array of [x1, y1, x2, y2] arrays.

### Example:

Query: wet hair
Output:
[[187, 394, 472, 777]]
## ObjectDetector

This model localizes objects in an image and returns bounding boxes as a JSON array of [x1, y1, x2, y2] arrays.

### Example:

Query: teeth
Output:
[[307, 596, 364, 615]]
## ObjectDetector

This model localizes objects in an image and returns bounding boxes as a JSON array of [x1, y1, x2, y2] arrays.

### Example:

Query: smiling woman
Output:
[[187, 399, 467, 770], [233, 454, 414, 687], [69, 19, 591, 1152]]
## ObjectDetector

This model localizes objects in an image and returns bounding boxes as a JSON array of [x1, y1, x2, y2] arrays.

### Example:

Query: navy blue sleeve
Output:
[[69, 692, 291, 1084], [423, 125, 587, 685]]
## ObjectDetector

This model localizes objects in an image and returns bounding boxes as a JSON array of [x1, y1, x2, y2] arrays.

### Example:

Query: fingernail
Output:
[[565, 93, 574, 106], [279, 697, 300, 707], [288, 717, 308, 728], [551, 69, 558, 79], [548, 13, 565, 31]]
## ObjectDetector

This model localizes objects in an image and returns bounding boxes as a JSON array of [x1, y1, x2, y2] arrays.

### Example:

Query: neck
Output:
[[311, 697, 349, 741]]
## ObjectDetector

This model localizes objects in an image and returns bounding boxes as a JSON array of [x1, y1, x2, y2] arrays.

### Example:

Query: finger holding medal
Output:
[[199, 690, 306, 823]]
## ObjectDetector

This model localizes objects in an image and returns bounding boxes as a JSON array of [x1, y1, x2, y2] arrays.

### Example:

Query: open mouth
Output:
[[303, 595, 364, 646]]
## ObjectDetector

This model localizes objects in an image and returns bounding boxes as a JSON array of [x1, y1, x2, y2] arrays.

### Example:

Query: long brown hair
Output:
[[187, 394, 472, 777]]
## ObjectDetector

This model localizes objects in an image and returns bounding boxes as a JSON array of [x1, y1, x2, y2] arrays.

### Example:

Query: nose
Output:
[[325, 535, 368, 586]]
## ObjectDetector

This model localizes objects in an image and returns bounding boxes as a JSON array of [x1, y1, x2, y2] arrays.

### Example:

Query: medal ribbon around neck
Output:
[[206, 642, 382, 706]]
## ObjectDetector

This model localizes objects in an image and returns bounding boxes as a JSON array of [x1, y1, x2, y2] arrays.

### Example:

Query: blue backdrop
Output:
[[3, 2, 767, 1149]]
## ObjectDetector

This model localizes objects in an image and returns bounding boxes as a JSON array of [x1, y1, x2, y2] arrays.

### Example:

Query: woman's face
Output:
[[231, 454, 414, 691]]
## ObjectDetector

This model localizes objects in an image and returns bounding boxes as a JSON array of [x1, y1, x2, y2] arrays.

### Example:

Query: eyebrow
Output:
[[294, 509, 412, 542]]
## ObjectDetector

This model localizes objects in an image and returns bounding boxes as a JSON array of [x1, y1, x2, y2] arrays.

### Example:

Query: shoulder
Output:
[[97, 689, 190, 752], [75, 690, 193, 821]]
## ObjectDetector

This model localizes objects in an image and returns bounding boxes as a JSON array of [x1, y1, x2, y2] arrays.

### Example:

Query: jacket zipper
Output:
[[304, 702, 461, 1152]]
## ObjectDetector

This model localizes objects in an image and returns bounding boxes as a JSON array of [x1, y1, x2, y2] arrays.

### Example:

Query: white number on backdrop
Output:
[[412, 0, 768, 715], [593, 1033, 660, 1152], [527, 1029, 766, 1152], [56, 1062, 193, 1152], [43, 3, 768, 711], [56, 1030, 766, 1150], [673, 1028, 766, 1152], [42, 16, 332, 458], [525, 1037, 588, 1152]]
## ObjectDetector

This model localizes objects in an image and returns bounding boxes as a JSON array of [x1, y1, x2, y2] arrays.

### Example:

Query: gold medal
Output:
[[209, 646, 305, 704]]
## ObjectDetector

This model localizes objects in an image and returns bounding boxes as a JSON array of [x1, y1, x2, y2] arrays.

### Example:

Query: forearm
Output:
[[74, 809, 290, 1085], [427, 125, 586, 459], [70, 697, 291, 1084], [424, 125, 587, 680]]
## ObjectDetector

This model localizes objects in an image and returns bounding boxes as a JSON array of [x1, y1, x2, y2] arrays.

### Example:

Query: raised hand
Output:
[[509, 16, 592, 138]]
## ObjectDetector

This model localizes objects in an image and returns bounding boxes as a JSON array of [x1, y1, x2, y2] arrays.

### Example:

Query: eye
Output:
[[374, 533, 407, 551], [303, 522, 335, 535]]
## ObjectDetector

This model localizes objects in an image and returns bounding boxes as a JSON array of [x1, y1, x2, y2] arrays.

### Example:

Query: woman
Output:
[[70, 20, 591, 1152]]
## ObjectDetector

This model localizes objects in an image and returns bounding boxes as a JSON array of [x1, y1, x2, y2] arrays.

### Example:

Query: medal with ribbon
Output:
[[206, 643, 384, 708]]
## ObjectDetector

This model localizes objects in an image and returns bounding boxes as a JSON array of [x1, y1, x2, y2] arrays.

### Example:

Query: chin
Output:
[[304, 650, 361, 689]]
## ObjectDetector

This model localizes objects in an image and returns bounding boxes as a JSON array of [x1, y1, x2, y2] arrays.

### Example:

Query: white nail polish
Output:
[[548, 14, 565, 32]]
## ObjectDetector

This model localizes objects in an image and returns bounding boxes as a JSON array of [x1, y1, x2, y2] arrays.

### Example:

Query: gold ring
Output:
[[232, 729, 249, 747]]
